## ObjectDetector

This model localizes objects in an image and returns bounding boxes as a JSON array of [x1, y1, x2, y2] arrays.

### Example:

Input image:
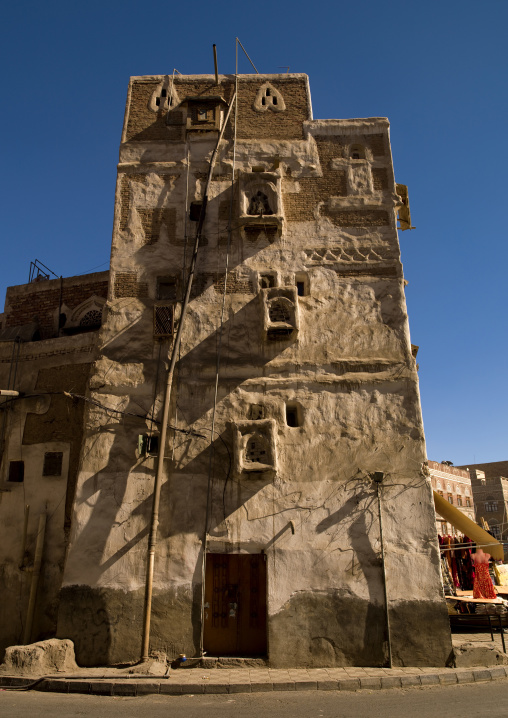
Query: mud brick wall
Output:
[[119, 174, 146, 231], [323, 209, 390, 227], [124, 77, 310, 143], [5, 278, 109, 338], [113, 272, 148, 298], [137, 208, 177, 244], [283, 136, 347, 221], [372, 167, 389, 190]]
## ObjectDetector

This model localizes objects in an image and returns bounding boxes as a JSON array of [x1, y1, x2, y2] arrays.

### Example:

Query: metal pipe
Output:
[[20, 504, 29, 567], [373, 473, 392, 668], [140, 91, 237, 663], [23, 512, 46, 644], [213, 44, 219, 85]]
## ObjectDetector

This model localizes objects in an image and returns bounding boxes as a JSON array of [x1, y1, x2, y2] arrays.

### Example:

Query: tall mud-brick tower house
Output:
[[58, 72, 452, 667]]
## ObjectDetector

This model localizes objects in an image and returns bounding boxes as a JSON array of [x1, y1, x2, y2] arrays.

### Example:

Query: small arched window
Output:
[[350, 144, 365, 160], [248, 191, 273, 216]]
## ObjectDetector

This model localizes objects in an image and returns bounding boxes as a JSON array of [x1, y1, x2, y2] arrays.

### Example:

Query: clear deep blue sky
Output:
[[1, 0, 506, 466]]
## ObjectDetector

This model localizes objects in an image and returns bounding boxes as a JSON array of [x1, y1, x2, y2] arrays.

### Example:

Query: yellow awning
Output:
[[433, 490, 504, 560]]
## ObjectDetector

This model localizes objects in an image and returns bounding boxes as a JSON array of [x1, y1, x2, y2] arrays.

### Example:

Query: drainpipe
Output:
[[23, 512, 46, 644], [372, 472, 392, 668], [140, 91, 237, 663]]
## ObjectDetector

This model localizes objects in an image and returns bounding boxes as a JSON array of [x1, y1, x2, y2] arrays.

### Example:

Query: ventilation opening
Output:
[[189, 202, 203, 222], [273, 97, 277, 106], [250, 404, 265, 420], [8, 461, 24, 483], [43, 452, 63, 477], [350, 144, 365, 160], [267, 326, 293, 341], [285, 403, 302, 427], [138, 434, 160, 457], [161, 89, 167, 97], [259, 273, 276, 289], [157, 277, 177, 301], [155, 97, 160, 106], [245, 437, 267, 463]]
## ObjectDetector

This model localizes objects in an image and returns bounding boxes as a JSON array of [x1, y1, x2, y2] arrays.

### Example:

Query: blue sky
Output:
[[1, 0, 506, 466]]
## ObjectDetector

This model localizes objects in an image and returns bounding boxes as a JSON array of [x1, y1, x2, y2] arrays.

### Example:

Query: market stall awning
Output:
[[433, 490, 504, 560]]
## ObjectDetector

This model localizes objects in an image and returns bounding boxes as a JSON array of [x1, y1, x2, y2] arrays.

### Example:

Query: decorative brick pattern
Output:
[[125, 78, 309, 143], [368, 133, 387, 157], [137, 207, 176, 244], [119, 174, 146, 231], [125, 81, 184, 142], [372, 167, 389, 190], [303, 246, 388, 264], [114, 272, 148, 298], [322, 209, 390, 227], [283, 136, 347, 221]]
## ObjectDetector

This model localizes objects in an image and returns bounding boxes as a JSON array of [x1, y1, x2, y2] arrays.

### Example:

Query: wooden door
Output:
[[203, 553, 267, 656]]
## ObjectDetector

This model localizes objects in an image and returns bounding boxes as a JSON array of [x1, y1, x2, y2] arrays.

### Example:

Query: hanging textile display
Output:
[[438, 534, 475, 592], [472, 548, 497, 599]]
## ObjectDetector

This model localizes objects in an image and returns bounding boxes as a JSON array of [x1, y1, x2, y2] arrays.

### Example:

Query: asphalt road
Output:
[[2, 681, 508, 718]]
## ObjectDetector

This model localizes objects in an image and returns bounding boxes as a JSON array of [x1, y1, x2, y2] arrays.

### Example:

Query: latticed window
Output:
[[43, 452, 63, 477], [245, 434, 268, 463], [268, 299, 291, 323], [79, 310, 102, 328], [485, 500, 498, 512], [154, 304, 174, 337]]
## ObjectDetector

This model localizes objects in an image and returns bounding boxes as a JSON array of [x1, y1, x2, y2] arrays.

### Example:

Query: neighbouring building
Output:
[[0, 71, 452, 668], [0, 272, 108, 656], [427, 461, 475, 535], [457, 462, 508, 542]]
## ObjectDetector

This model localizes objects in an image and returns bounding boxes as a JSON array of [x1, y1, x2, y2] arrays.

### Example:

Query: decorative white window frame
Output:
[[229, 419, 277, 478], [261, 286, 299, 341]]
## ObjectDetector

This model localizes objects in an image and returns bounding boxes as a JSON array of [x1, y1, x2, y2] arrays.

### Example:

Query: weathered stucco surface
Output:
[[52, 73, 451, 667]]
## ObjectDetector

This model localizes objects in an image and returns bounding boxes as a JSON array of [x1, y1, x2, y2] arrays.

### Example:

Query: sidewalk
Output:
[[2, 664, 508, 696]]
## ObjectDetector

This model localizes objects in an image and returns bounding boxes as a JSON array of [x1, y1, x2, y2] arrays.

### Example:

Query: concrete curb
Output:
[[1, 667, 508, 696]]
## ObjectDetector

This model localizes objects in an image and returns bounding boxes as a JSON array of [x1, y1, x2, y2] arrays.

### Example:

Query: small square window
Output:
[[189, 202, 203, 222], [259, 273, 276, 289], [8, 460, 24, 483], [157, 277, 177, 301], [197, 109, 208, 122], [43, 452, 63, 477]]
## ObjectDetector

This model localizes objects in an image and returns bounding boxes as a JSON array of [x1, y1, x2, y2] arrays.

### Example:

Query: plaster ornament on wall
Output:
[[230, 418, 277, 477], [148, 78, 181, 113], [253, 83, 286, 112], [261, 286, 299, 341]]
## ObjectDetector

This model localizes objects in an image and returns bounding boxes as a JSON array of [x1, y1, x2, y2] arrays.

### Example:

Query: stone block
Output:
[[419, 674, 440, 686], [112, 681, 137, 696], [473, 669, 492, 682], [203, 684, 228, 693], [338, 678, 360, 691], [456, 671, 474, 684], [250, 682, 273, 692], [228, 683, 251, 693], [136, 681, 160, 694], [0, 639, 78, 676], [67, 680, 91, 694], [90, 681, 113, 695], [273, 681, 295, 691], [317, 680, 338, 691], [295, 680, 317, 691], [359, 677, 382, 690], [381, 676, 402, 689], [400, 675, 421, 687], [489, 667, 508, 680]]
